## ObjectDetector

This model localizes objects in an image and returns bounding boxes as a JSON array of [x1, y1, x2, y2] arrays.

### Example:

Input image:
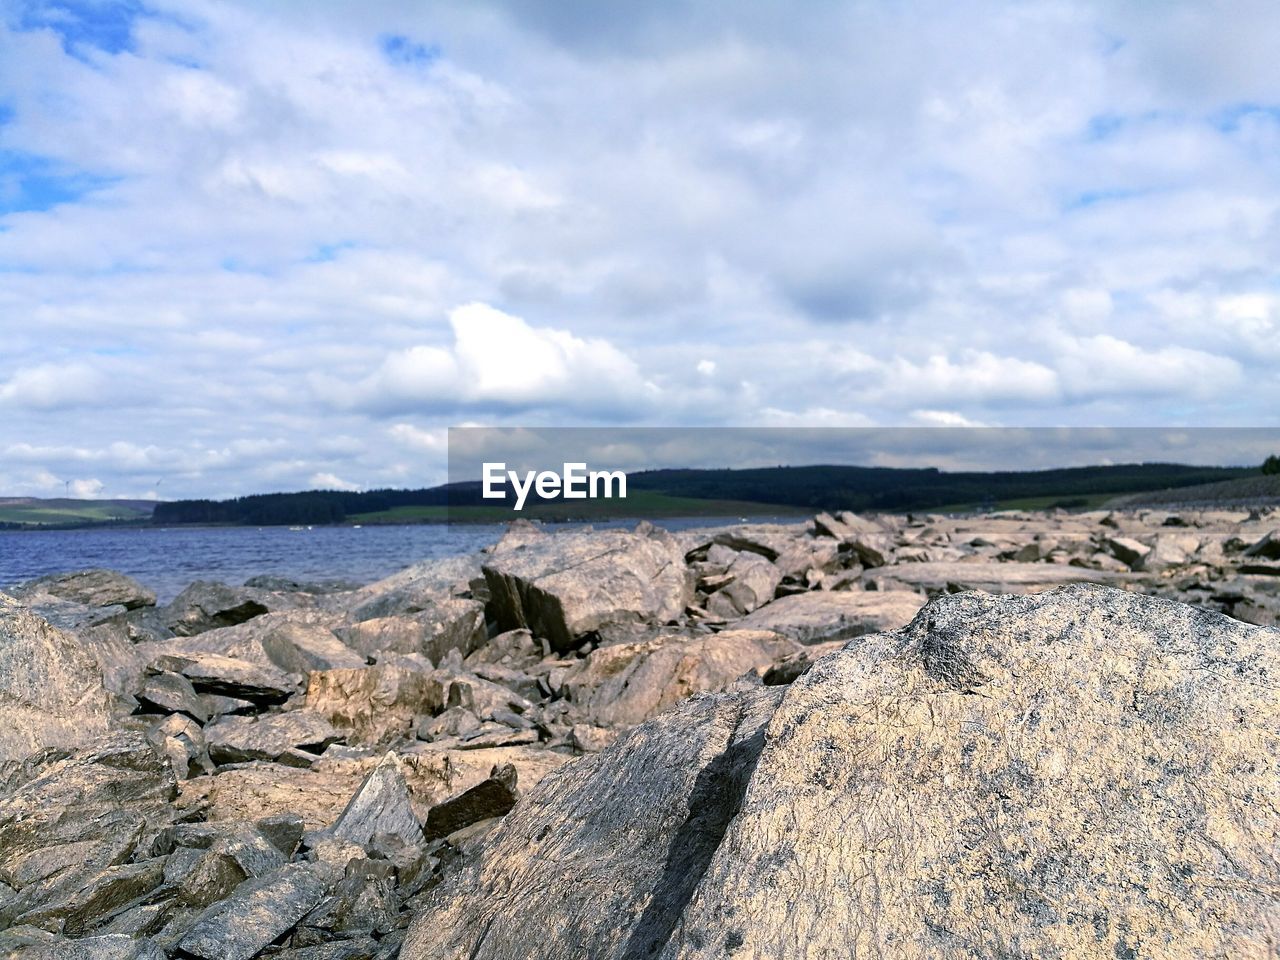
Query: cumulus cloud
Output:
[[338, 302, 657, 417]]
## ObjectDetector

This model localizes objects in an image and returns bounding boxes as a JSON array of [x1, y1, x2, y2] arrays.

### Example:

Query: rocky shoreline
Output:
[[2, 507, 1279, 958]]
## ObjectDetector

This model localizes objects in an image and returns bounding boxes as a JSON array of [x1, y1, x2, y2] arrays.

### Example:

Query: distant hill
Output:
[[148, 461, 1261, 526], [1107, 474, 1280, 508], [0, 497, 156, 529]]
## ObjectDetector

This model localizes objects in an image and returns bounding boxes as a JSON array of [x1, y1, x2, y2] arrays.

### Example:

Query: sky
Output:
[[1, 0, 1279, 499]]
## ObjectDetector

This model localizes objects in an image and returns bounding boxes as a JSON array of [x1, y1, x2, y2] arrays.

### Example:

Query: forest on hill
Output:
[[147, 461, 1260, 526]]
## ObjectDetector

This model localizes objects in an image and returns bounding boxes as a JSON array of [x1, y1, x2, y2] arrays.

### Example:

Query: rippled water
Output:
[[0, 517, 787, 602]]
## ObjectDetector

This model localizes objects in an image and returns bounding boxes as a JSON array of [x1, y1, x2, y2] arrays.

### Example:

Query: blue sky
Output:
[[1, 0, 1279, 498]]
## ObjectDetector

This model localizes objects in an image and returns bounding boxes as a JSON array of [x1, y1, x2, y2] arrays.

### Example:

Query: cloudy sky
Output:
[[2, 0, 1279, 499]]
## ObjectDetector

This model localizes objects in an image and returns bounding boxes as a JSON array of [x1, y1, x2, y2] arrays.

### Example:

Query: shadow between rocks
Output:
[[620, 718, 768, 960]]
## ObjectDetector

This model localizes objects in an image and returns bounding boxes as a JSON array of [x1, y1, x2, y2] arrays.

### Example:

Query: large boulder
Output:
[[162, 581, 300, 636], [336, 599, 486, 663], [732, 589, 925, 644], [0, 594, 113, 761], [404, 585, 1280, 959], [14, 569, 156, 611], [482, 525, 692, 652], [560, 630, 799, 729], [866, 560, 1138, 595]]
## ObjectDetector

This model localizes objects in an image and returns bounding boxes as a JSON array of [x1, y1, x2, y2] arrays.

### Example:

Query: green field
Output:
[[0, 498, 155, 527], [349, 491, 808, 524]]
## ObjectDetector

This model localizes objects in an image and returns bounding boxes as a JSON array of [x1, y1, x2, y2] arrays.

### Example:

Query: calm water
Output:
[[0, 517, 791, 603]]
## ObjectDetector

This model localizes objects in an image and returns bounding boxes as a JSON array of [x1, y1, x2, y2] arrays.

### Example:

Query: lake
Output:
[[0, 517, 793, 602]]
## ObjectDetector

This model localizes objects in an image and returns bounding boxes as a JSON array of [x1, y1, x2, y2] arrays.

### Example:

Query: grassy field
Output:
[[0, 498, 155, 527], [349, 490, 809, 524]]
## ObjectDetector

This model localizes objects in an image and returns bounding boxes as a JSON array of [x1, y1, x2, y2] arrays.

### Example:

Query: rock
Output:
[[149, 651, 296, 704], [19, 933, 168, 959], [0, 594, 112, 761], [0, 734, 177, 891], [1242, 529, 1280, 560], [162, 581, 281, 636], [1105, 535, 1152, 569], [331, 752, 423, 850], [204, 711, 344, 765], [8, 858, 166, 935], [560, 630, 799, 729], [146, 713, 211, 780], [404, 585, 1280, 959], [424, 763, 519, 841], [177, 863, 336, 960], [866, 560, 1136, 595], [403, 689, 780, 960], [733, 589, 925, 644], [307, 659, 443, 746], [703, 553, 781, 618], [482, 525, 692, 652], [256, 813, 305, 857], [337, 599, 486, 663], [14, 569, 155, 610], [135, 670, 210, 723], [337, 554, 481, 622]]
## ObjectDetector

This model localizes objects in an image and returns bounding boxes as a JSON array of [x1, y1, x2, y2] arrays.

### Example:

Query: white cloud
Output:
[[310, 472, 361, 491], [342, 302, 656, 416]]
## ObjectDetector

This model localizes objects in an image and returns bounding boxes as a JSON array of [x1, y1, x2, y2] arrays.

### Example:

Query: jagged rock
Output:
[[7, 858, 166, 935], [149, 651, 296, 704], [307, 658, 443, 746], [136, 670, 210, 722], [336, 554, 481, 622], [146, 713, 211, 780], [256, 813, 305, 857], [204, 711, 344, 765], [0, 734, 177, 893], [299, 859, 399, 938], [244, 574, 361, 594], [703, 553, 781, 618], [866, 559, 1136, 594], [14, 569, 156, 611], [560, 630, 798, 729], [1105, 535, 1152, 569], [404, 585, 1280, 959], [1243, 529, 1280, 560], [17, 933, 167, 959], [733, 589, 925, 644], [177, 862, 336, 960], [424, 763, 519, 840], [331, 752, 423, 850], [163, 581, 284, 636], [337, 599, 486, 663], [482, 525, 691, 652], [0, 593, 112, 761]]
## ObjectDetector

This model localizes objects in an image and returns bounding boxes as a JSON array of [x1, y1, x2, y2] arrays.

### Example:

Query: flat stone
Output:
[[424, 763, 519, 841]]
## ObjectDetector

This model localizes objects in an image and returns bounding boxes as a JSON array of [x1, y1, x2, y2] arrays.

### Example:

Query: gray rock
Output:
[[1242, 529, 1280, 560], [177, 863, 336, 960], [146, 713, 211, 780], [560, 630, 798, 729], [136, 670, 210, 723], [482, 525, 692, 652], [0, 733, 176, 896], [337, 599, 486, 663], [163, 580, 279, 636], [732, 589, 925, 644], [205, 711, 344, 766], [331, 752, 422, 850], [20, 933, 167, 960], [8, 857, 166, 935], [148, 651, 296, 704], [0, 593, 112, 761], [424, 763, 519, 841], [14, 569, 156, 610], [703, 553, 781, 618], [405, 585, 1280, 959], [256, 813, 305, 857]]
